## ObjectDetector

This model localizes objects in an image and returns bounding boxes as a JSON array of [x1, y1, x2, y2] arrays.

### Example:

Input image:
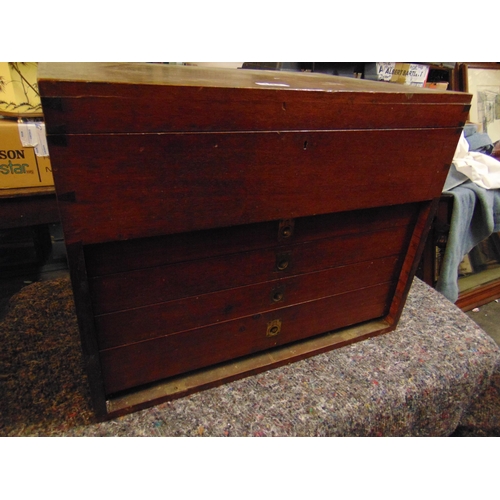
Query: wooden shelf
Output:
[[0, 186, 59, 230], [456, 267, 500, 311]]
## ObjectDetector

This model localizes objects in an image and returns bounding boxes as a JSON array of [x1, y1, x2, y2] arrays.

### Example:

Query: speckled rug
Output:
[[1, 276, 499, 437]]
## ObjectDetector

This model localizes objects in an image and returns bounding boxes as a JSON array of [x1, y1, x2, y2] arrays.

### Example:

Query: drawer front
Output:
[[84, 203, 418, 277], [95, 255, 401, 350], [48, 128, 459, 245], [100, 282, 394, 395], [89, 224, 411, 315]]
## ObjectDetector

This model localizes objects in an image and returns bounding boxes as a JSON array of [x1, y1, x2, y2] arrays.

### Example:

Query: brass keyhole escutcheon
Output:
[[266, 319, 282, 337]]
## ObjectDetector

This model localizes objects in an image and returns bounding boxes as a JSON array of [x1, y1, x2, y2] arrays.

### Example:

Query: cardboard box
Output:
[[425, 82, 449, 90], [0, 118, 53, 189], [364, 62, 430, 87]]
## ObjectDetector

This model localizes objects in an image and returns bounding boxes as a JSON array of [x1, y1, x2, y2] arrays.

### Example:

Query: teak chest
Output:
[[38, 63, 472, 418]]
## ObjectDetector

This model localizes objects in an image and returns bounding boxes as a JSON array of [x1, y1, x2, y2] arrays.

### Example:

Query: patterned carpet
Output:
[[1, 276, 499, 436]]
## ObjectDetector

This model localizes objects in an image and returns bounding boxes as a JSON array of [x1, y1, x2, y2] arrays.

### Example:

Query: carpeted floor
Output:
[[1, 276, 499, 437], [0, 278, 95, 434]]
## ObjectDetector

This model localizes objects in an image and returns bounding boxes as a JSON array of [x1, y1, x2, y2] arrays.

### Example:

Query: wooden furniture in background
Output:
[[417, 193, 454, 287], [418, 192, 500, 312], [0, 187, 58, 230], [0, 187, 60, 274], [38, 63, 471, 418]]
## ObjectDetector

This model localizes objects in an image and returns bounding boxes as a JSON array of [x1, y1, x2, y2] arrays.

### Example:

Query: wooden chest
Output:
[[38, 63, 472, 418]]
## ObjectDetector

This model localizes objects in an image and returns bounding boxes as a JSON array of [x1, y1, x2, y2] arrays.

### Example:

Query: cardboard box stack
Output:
[[0, 62, 53, 189]]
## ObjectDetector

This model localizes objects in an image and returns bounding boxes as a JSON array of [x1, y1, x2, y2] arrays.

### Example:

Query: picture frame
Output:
[[460, 62, 500, 144]]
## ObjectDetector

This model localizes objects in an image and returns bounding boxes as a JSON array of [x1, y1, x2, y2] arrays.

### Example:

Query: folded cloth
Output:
[[467, 132, 494, 154], [463, 123, 477, 138], [463, 123, 493, 153], [453, 131, 500, 189], [436, 181, 500, 302], [442, 163, 470, 191]]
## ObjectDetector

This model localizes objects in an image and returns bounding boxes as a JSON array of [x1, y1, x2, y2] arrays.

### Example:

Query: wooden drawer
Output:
[[89, 223, 412, 315], [89, 202, 415, 395], [100, 281, 394, 395], [95, 255, 402, 350], [84, 203, 418, 276], [92, 204, 414, 394]]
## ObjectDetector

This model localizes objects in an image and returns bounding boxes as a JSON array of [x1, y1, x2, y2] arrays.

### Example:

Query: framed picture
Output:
[[460, 63, 500, 144]]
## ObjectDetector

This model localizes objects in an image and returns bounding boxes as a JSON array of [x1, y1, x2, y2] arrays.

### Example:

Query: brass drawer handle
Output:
[[270, 286, 285, 303], [275, 252, 291, 271], [278, 219, 294, 240], [277, 259, 289, 271]]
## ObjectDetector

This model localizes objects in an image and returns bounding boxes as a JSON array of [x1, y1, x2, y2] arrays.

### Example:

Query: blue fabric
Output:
[[467, 132, 494, 154], [436, 181, 500, 302], [463, 123, 477, 138], [443, 163, 469, 191], [463, 123, 494, 154]]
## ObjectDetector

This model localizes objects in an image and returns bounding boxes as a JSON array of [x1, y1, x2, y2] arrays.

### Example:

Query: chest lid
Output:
[[38, 62, 471, 135]]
